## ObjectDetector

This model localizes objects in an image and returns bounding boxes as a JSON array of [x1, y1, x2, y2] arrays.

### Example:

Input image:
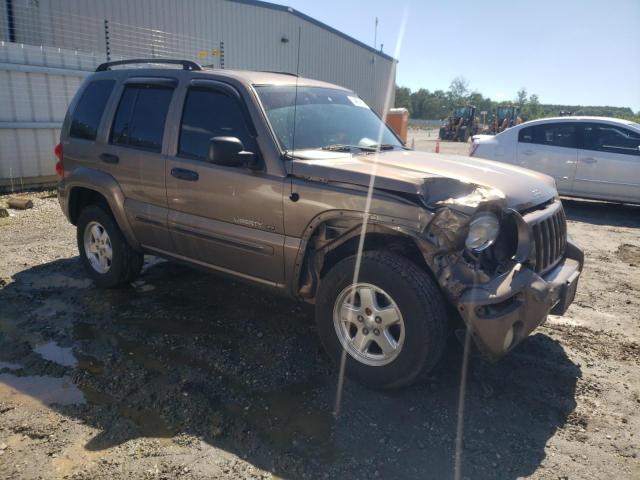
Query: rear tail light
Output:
[[54, 143, 64, 177], [469, 141, 479, 157]]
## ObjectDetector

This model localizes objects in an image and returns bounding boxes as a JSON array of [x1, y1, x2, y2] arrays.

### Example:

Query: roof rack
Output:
[[260, 70, 299, 77], [96, 59, 203, 72]]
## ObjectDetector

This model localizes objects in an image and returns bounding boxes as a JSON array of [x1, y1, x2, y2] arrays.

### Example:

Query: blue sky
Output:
[[282, 0, 640, 112]]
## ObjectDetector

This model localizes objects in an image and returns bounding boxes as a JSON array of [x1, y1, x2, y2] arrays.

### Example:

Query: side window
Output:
[[69, 79, 115, 141], [584, 124, 640, 156], [110, 85, 173, 153], [520, 123, 577, 148], [539, 125, 555, 144], [553, 124, 577, 148], [178, 88, 254, 160], [518, 126, 534, 143]]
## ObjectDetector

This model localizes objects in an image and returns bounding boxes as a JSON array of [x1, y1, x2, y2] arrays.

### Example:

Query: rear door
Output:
[[574, 122, 640, 202], [100, 77, 176, 251], [516, 122, 579, 194], [165, 80, 285, 285]]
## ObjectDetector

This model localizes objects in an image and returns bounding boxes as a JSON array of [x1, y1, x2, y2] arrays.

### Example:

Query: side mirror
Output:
[[207, 136, 259, 169]]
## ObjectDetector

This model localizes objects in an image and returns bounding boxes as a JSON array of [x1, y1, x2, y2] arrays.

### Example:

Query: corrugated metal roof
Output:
[[230, 0, 396, 63]]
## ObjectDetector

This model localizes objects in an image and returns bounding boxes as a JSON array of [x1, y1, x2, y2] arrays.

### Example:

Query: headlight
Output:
[[465, 212, 500, 252]]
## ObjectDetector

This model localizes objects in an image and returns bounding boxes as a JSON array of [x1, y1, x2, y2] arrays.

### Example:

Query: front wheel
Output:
[[76, 205, 143, 288], [315, 251, 448, 389]]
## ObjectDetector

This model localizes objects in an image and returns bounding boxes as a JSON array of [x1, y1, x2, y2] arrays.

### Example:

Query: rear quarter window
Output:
[[69, 79, 116, 141], [518, 126, 534, 143]]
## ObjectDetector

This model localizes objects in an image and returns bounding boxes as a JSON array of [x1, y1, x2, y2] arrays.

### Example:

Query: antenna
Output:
[[374, 16, 378, 50], [289, 25, 302, 202]]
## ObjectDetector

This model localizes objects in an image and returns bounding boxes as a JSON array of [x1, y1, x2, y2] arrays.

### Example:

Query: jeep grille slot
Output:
[[527, 202, 567, 275]]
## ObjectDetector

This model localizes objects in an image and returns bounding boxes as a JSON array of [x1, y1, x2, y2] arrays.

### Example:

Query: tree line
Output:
[[395, 77, 640, 123]]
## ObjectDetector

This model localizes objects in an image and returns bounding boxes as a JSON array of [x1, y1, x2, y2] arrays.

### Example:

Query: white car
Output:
[[470, 117, 640, 204]]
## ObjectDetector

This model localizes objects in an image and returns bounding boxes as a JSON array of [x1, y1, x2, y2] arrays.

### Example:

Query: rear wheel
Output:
[[77, 205, 143, 288], [315, 251, 448, 389]]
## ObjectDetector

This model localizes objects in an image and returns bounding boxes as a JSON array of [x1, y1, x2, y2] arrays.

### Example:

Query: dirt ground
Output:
[[406, 127, 473, 156], [0, 152, 639, 479]]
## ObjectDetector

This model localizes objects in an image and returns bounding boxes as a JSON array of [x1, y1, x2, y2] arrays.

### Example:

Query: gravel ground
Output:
[[407, 127, 472, 155], [0, 174, 639, 479]]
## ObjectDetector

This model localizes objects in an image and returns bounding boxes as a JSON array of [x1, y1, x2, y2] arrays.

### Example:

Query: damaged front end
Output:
[[290, 157, 584, 360], [416, 179, 584, 360]]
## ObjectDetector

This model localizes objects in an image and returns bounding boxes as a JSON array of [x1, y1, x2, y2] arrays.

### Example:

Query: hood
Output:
[[290, 149, 557, 212]]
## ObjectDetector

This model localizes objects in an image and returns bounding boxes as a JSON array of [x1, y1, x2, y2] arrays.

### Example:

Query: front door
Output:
[[165, 82, 285, 285], [516, 122, 579, 194], [574, 123, 640, 203]]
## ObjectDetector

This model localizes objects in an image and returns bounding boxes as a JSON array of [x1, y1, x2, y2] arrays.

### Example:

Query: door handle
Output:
[[523, 150, 535, 156], [100, 153, 119, 164], [171, 167, 199, 182], [581, 157, 597, 164]]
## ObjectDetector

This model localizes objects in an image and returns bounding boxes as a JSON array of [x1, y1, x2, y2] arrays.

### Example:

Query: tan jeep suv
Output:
[[56, 59, 583, 389]]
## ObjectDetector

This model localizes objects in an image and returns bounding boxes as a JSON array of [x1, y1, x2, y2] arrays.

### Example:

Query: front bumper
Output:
[[457, 238, 583, 359]]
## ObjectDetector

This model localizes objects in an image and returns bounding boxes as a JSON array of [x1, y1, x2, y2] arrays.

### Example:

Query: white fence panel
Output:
[[0, 42, 93, 188]]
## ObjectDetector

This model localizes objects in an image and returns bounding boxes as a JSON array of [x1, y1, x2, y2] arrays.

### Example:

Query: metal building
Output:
[[0, 0, 396, 188]]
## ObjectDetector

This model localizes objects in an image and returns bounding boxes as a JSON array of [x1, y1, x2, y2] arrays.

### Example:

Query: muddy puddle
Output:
[[0, 374, 85, 406], [0, 360, 22, 370], [33, 340, 78, 367]]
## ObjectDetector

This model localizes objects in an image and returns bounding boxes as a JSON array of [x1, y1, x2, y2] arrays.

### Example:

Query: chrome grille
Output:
[[526, 202, 567, 274]]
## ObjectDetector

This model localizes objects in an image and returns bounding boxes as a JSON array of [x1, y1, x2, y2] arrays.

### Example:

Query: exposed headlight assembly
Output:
[[465, 212, 500, 252]]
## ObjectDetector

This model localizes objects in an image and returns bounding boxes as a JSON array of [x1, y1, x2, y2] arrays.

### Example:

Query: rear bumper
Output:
[[457, 238, 584, 359], [57, 179, 71, 223]]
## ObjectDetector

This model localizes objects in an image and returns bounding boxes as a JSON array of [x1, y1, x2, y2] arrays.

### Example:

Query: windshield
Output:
[[497, 107, 514, 119], [255, 86, 403, 151], [454, 107, 470, 118]]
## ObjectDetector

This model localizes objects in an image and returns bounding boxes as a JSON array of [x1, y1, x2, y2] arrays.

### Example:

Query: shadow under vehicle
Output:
[[0, 255, 582, 479]]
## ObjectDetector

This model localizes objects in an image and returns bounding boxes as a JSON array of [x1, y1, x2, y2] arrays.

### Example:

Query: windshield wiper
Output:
[[321, 144, 378, 152], [368, 143, 397, 151]]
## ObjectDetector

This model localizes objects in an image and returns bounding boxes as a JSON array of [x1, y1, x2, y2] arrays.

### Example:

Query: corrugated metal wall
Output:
[[2, 0, 396, 111], [0, 0, 397, 187], [0, 42, 92, 185]]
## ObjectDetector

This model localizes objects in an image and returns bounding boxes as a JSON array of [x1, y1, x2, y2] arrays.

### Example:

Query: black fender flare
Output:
[[64, 167, 139, 248], [291, 209, 426, 299]]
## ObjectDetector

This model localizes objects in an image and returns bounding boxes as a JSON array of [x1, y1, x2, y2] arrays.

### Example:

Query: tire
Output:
[[315, 251, 448, 389], [76, 205, 143, 288]]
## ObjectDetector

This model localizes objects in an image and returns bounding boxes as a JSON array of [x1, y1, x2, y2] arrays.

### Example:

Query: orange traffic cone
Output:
[[435, 139, 440, 153]]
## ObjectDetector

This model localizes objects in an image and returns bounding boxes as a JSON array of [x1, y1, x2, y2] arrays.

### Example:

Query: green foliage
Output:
[[395, 86, 412, 113], [448, 77, 469, 105], [515, 88, 528, 108], [396, 80, 640, 123]]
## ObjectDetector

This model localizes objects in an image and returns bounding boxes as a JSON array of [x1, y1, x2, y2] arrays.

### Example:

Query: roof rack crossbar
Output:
[[96, 59, 203, 72]]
